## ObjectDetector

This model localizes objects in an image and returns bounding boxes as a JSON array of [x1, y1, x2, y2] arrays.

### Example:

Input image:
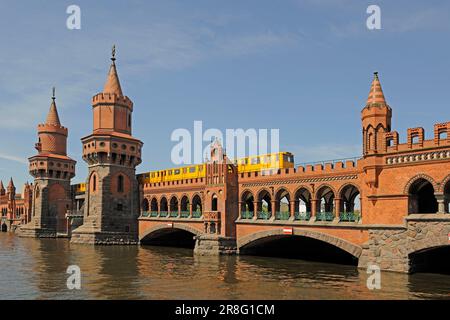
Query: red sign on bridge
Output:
[[283, 228, 293, 235]]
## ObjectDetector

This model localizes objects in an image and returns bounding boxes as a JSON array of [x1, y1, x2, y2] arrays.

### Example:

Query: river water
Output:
[[0, 233, 449, 300]]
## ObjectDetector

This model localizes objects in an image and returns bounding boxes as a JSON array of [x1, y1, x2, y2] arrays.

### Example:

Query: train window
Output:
[[276, 154, 280, 161], [190, 167, 196, 173], [174, 169, 180, 175], [183, 168, 187, 174], [251, 158, 259, 165], [168, 171, 172, 176], [199, 166, 203, 171]]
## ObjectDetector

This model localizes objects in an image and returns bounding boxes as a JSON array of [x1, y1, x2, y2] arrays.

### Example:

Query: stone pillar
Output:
[[435, 194, 445, 213], [238, 201, 243, 219], [334, 198, 341, 221], [289, 200, 295, 220], [189, 203, 193, 218], [271, 200, 277, 220], [253, 201, 259, 220], [311, 199, 317, 219]]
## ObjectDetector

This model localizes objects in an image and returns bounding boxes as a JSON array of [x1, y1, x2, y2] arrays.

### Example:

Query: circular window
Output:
[[130, 146, 135, 151], [57, 163, 61, 167], [99, 142, 106, 147], [121, 144, 127, 150], [49, 162, 54, 166], [113, 143, 118, 148]]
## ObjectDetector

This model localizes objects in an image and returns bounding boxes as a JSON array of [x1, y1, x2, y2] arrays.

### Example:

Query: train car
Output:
[[137, 152, 294, 185], [236, 152, 295, 173], [73, 183, 86, 194]]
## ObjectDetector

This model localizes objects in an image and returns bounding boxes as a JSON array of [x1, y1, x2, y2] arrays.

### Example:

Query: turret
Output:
[[361, 72, 392, 155]]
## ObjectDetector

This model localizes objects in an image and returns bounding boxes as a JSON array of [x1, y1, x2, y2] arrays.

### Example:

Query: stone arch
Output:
[[141, 198, 149, 212], [180, 195, 190, 212], [256, 188, 273, 201], [237, 228, 362, 258], [338, 183, 362, 219], [405, 175, 438, 214], [169, 195, 179, 212], [403, 174, 438, 195], [159, 196, 168, 212], [89, 170, 98, 194], [150, 197, 158, 212], [139, 223, 203, 241], [274, 187, 291, 216], [293, 185, 313, 198], [191, 194, 202, 214], [1, 223, 7, 232], [314, 183, 337, 200], [240, 189, 254, 202], [439, 173, 450, 193], [211, 193, 218, 211]]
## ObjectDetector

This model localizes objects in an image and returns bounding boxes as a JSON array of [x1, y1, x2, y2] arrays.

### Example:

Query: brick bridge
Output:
[[139, 74, 450, 273]]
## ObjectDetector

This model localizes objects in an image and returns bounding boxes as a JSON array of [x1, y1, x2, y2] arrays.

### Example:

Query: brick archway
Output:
[[139, 223, 204, 242], [237, 228, 362, 258]]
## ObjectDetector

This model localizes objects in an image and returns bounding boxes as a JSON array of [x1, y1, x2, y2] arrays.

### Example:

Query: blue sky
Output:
[[0, 0, 449, 188]]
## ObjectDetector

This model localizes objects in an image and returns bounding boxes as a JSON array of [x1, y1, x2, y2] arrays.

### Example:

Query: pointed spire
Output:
[[103, 45, 123, 96], [45, 87, 61, 126], [8, 177, 14, 188], [366, 72, 387, 106], [0, 180, 4, 191]]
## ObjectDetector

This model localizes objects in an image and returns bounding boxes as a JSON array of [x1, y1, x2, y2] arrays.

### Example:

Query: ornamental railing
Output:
[[169, 211, 179, 218], [141, 211, 150, 217], [159, 211, 168, 218], [315, 212, 335, 222], [257, 211, 272, 220], [339, 212, 360, 222], [180, 211, 190, 218], [294, 212, 311, 221], [275, 211, 290, 221], [192, 211, 202, 218], [150, 211, 158, 217], [241, 211, 254, 219]]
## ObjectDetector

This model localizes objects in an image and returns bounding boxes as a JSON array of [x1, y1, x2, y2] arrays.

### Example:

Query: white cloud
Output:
[[0, 153, 28, 164]]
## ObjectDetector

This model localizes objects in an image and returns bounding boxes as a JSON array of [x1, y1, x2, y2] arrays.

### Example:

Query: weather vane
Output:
[[52, 87, 56, 101], [112, 45, 116, 62]]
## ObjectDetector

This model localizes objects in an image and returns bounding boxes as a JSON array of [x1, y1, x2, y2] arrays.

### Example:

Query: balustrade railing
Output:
[[241, 211, 254, 219], [257, 211, 271, 220], [169, 211, 179, 218], [295, 212, 311, 221], [159, 211, 168, 218], [315, 212, 335, 222], [180, 211, 190, 218], [192, 211, 202, 218], [150, 211, 158, 217], [339, 212, 360, 222], [141, 211, 149, 217], [275, 211, 290, 220]]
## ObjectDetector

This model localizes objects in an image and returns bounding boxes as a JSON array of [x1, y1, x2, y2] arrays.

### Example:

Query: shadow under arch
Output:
[[408, 245, 450, 275], [139, 224, 203, 249], [238, 229, 361, 266]]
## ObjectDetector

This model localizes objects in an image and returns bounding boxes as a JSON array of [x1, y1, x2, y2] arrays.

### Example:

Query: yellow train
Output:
[[137, 152, 294, 185], [73, 183, 86, 194]]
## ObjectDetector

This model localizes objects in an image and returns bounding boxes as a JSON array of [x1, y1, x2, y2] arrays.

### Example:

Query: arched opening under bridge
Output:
[[409, 246, 450, 275], [239, 232, 359, 266]]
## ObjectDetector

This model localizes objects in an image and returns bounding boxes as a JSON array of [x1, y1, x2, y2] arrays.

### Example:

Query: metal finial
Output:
[[111, 45, 116, 62], [374, 71, 379, 79], [52, 87, 56, 101]]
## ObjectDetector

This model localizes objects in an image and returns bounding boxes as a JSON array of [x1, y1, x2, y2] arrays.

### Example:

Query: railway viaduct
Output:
[[138, 73, 450, 273]]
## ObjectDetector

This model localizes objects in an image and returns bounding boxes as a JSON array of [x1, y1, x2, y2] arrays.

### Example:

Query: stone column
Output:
[[334, 198, 341, 222], [271, 200, 277, 220], [189, 203, 193, 218], [177, 203, 181, 218], [311, 199, 317, 220], [289, 200, 295, 220], [435, 194, 445, 213], [253, 201, 259, 220]]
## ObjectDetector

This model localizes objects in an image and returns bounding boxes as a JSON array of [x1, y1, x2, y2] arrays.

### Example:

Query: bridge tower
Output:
[[194, 140, 238, 255], [361, 72, 392, 156], [71, 47, 143, 245], [360, 72, 392, 201], [6, 178, 16, 230], [20, 89, 76, 238]]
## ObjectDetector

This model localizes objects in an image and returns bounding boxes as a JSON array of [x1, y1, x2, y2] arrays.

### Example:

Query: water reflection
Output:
[[0, 234, 449, 300]]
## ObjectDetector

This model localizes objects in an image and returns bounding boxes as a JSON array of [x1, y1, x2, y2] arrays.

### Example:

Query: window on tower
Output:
[[118, 175, 124, 193]]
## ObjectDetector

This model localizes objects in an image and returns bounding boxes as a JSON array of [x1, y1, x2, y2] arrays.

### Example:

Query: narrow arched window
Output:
[[118, 175, 124, 193], [93, 175, 97, 192]]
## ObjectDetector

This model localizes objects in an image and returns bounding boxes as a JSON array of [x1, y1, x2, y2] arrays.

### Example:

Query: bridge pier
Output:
[[194, 234, 237, 256], [358, 215, 450, 273]]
